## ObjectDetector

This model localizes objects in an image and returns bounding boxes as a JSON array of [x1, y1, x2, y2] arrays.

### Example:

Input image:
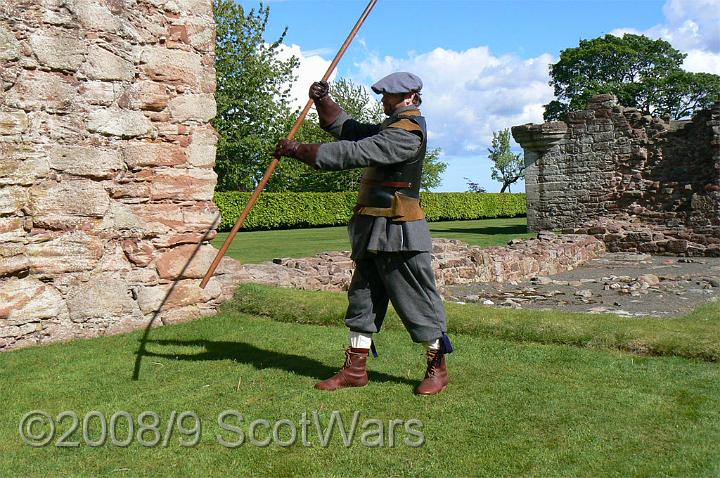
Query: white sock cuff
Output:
[[349, 331, 373, 349], [424, 338, 440, 351]]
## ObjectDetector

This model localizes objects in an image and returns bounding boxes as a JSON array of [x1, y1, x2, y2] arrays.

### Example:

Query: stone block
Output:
[[29, 179, 110, 227], [0, 244, 29, 277], [98, 242, 133, 272], [81, 44, 134, 81], [80, 81, 118, 106], [667, 239, 689, 253], [106, 181, 151, 202], [168, 94, 216, 123], [155, 244, 218, 280], [5, 70, 77, 113], [29, 31, 85, 71], [136, 278, 221, 314], [67, 0, 122, 32], [87, 108, 155, 138], [0, 111, 29, 135], [0, 278, 67, 325], [150, 168, 216, 201], [186, 125, 217, 167], [119, 81, 170, 111], [98, 201, 144, 231], [0, 157, 50, 186], [0, 186, 29, 215], [65, 275, 141, 323], [49, 145, 124, 179], [164, 0, 213, 16], [140, 47, 203, 88], [34, 112, 87, 142], [27, 231, 103, 274], [121, 239, 155, 267], [0, 217, 25, 242], [177, 19, 215, 52], [130, 203, 185, 235], [123, 142, 186, 168], [0, 23, 21, 61]]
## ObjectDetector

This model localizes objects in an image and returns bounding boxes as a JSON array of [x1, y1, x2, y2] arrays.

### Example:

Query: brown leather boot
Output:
[[315, 347, 369, 391], [415, 349, 448, 395]]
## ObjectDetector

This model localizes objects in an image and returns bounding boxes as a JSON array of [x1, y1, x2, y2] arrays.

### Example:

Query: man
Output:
[[274, 72, 452, 395]]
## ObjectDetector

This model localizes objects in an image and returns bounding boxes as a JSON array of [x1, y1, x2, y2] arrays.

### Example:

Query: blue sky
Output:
[[238, 0, 720, 192]]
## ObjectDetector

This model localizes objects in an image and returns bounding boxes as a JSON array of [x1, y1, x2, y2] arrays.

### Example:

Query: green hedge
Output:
[[214, 191, 526, 231]]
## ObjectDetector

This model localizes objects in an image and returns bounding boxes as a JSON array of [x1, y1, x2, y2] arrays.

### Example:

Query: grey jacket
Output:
[[315, 105, 433, 259]]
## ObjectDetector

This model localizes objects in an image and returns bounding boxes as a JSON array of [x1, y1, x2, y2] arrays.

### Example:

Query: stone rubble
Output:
[[443, 252, 720, 317]]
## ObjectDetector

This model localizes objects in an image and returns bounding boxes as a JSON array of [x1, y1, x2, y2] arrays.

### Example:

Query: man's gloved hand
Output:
[[309, 80, 330, 102], [308, 80, 341, 128], [274, 139, 320, 168], [274, 139, 300, 159]]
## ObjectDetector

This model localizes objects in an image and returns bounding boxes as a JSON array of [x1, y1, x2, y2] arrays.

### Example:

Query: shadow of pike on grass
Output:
[[143, 338, 417, 387]]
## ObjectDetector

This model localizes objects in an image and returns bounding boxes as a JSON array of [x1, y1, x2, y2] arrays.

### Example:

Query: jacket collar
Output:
[[391, 105, 420, 117]]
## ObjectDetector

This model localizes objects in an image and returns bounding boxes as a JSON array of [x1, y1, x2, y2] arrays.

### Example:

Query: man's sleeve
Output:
[[315, 127, 422, 171], [322, 110, 383, 141]]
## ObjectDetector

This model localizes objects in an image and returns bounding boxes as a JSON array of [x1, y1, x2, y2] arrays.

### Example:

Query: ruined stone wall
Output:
[[231, 234, 606, 292], [512, 95, 720, 255], [0, 0, 239, 350]]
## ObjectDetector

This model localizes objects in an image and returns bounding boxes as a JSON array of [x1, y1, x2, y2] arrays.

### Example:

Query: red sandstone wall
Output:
[[0, 0, 239, 350]]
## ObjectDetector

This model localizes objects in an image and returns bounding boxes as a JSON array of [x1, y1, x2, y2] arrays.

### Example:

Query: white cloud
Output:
[[275, 43, 335, 111], [611, 0, 720, 74], [350, 47, 554, 157]]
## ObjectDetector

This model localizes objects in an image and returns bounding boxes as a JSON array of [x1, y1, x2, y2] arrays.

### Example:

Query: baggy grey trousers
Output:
[[344, 251, 447, 343]]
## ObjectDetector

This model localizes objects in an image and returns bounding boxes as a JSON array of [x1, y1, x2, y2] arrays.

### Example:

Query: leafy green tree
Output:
[[544, 33, 720, 120], [421, 148, 446, 191], [656, 71, 720, 120], [213, 0, 298, 191], [488, 129, 524, 193]]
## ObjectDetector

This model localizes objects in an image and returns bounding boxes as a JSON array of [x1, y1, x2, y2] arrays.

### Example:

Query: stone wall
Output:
[[512, 95, 720, 255], [230, 233, 606, 292], [0, 0, 241, 351]]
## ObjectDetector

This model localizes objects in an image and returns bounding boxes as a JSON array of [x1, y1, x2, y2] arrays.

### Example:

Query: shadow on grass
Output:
[[143, 338, 418, 386], [431, 225, 529, 235], [132, 214, 221, 381]]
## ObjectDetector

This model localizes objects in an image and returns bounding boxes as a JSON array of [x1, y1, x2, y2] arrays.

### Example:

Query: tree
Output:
[[268, 78, 447, 192], [656, 71, 720, 120], [421, 148, 446, 191], [488, 129, 524, 193], [213, 1, 298, 192], [544, 33, 720, 120], [464, 178, 486, 193]]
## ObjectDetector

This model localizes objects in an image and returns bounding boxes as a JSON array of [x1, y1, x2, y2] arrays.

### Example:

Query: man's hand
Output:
[[309, 80, 330, 102], [274, 139, 320, 169], [274, 139, 300, 159], [309, 80, 341, 127]]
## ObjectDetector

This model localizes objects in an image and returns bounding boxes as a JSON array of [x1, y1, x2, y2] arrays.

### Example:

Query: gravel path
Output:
[[442, 252, 720, 317]]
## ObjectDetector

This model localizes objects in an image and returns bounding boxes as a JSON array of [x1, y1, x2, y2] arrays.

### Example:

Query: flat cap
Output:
[[371, 72, 423, 94]]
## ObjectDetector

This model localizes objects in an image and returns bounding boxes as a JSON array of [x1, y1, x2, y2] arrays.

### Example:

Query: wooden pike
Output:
[[200, 0, 378, 289]]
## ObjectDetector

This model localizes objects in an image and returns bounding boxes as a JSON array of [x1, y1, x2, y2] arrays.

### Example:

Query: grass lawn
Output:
[[211, 216, 534, 264], [2, 307, 719, 477], [4, 216, 719, 476]]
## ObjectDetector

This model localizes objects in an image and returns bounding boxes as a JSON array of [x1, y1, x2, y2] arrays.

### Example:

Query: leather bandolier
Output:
[[354, 110, 427, 222]]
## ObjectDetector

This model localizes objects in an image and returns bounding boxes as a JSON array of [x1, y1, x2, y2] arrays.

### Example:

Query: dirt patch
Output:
[[442, 253, 720, 317]]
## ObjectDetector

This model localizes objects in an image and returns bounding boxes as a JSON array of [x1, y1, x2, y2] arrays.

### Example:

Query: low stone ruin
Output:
[[232, 232, 606, 292]]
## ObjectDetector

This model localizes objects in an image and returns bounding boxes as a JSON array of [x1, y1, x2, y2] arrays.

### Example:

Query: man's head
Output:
[[371, 72, 422, 115]]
